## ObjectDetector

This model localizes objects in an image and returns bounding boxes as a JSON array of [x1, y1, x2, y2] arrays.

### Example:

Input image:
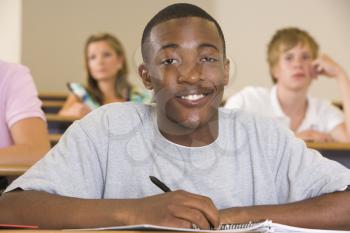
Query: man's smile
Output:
[[174, 86, 215, 107], [179, 94, 206, 101]]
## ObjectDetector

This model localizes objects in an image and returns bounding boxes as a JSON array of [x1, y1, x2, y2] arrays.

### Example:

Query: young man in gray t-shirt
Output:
[[1, 3, 350, 230]]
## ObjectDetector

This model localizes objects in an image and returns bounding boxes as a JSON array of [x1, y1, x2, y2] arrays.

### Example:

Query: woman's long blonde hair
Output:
[[84, 32, 132, 104]]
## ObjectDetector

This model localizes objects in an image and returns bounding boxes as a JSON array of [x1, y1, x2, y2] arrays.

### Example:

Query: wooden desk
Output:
[[49, 133, 61, 142], [306, 142, 350, 168], [42, 100, 65, 108], [46, 114, 79, 122], [49, 133, 62, 146], [46, 114, 79, 134], [39, 92, 67, 101], [0, 164, 30, 176], [42, 100, 65, 114], [306, 142, 350, 151]]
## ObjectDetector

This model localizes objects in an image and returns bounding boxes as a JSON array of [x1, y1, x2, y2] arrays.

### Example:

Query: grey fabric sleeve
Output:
[[267, 122, 350, 203], [224, 91, 245, 109], [5, 121, 106, 199]]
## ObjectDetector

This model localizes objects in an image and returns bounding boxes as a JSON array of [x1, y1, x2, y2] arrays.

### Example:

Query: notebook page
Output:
[[66, 220, 270, 232], [270, 223, 350, 233], [66, 220, 350, 233]]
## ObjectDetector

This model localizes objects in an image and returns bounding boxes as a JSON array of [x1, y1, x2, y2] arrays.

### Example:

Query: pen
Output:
[[148, 176, 242, 231], [149, 176, 203, 230], [149, 176, 172, 192]]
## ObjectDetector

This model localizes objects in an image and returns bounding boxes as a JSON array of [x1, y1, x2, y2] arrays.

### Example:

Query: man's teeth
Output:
[[180, 94, 205, 101]]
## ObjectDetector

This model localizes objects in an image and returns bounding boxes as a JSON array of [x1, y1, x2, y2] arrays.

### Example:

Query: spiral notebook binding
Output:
[[217, 219, 270, 231]]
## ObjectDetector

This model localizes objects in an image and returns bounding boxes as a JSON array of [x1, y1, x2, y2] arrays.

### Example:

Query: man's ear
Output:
[[271, 65, 279, 82], [138, 63, 153, 90], [223, 58, 230, 86]]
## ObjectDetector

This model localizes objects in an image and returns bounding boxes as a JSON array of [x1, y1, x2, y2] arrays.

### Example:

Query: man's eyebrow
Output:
[[159, 43, 178, 52], [199, 43, 219, 52], [156, 43, 220, 53]]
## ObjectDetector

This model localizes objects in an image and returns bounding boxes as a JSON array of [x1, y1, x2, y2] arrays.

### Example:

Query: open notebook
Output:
[[69, 220, 349, 233]]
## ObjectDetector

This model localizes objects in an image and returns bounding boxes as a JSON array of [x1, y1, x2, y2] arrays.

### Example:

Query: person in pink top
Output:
[[0, 59, 50, 167]]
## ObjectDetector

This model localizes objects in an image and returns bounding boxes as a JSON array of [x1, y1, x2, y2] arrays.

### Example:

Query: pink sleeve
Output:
[[5, 65, 46, 128]]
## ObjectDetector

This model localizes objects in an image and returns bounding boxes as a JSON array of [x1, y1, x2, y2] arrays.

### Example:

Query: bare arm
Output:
[[313, 55, 350, 142], [220, 191, 350, 230], [0, 190, 219, 230], [295, 130, 333, 142], [0, 117, 50, 165], [58, 94, 91, 118], [330, 68, 350, 141]]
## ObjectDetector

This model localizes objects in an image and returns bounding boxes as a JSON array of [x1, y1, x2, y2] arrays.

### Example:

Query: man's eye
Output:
[[161, 59, 178, 65], [285, 55, 293, 61], [200, 57, 217, 62], [302, 54, 311, 60]]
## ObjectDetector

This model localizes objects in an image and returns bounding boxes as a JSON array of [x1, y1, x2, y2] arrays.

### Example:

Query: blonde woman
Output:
[[59, 33, 149, 118]]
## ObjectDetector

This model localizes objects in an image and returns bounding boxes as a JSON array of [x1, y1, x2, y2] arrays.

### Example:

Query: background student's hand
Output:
[[296, 130, 333, 142], [59, 102, 91, 118], [312, 54, 347, 80], [128, 190, 220, 230]]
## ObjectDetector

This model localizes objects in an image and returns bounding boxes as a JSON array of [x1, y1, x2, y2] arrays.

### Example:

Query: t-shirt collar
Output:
[[149, 106, 226, 162], [270, 85, 313, 132], [270, 85, 287, 118]]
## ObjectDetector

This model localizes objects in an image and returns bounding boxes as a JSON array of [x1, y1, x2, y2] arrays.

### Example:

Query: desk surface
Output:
[[39, 92, 67, 99], [46, 114, 79, 122], [0, 164, 31, 176], [306, 142, 350, 151], [42, 100, 65, 108], [49, 133, 62, 142]]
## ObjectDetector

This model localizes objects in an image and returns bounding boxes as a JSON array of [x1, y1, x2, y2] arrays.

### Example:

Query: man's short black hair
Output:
[[141, 3, 226, 62]]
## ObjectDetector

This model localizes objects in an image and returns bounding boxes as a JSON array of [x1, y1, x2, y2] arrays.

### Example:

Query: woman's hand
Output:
[[59, 102, 91, 118]]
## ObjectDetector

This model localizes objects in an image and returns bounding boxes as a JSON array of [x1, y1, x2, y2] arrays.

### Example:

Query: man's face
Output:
[[140, 17, 229, 133], [273, 43, 315, 91]]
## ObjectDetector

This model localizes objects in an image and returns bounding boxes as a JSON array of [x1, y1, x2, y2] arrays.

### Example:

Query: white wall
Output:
[[0, 0, 22, 63], [21, 0, 214, 94], [19, 0, 350, 101], [216, 0, 350, 100]]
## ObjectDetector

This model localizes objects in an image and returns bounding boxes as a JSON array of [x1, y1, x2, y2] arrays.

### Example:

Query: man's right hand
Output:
[[126, 190, 220, 230]]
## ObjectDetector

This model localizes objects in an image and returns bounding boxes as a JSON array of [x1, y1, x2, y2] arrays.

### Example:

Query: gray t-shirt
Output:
[[6, 103, 350, 209]]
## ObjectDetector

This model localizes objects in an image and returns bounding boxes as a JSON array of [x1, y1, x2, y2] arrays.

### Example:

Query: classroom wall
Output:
[[216, 0, 350, 100], [0, 0, 22, 63], [21, 0, 214, 94], [19, 0, 350, 101]]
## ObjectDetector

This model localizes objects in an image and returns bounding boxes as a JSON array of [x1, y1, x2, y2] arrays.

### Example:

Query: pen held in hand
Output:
[[149, 176, 172, 192], [149, 176, 210, 230]]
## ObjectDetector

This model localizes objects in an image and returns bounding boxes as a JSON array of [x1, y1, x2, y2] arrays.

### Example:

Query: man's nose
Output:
[[294, 57, 308, 68], [178, 62, 202, 84], [291, 59, 302, 69]]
